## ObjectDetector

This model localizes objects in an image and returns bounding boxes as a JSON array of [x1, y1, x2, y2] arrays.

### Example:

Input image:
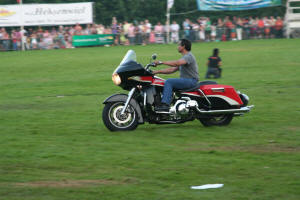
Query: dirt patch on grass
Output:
[[15, 179, 133, 188], [286, 126, 300, 132], [0, 103, 68, 111], [185, 144, 300, 153]]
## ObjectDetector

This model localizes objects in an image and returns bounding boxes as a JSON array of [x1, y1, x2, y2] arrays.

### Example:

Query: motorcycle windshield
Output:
[[113, 50, 138, 74]]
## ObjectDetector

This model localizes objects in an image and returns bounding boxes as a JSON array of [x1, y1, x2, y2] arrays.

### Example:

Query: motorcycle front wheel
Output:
[[102, 102, 138, 131], [198, 114, 233, 127]]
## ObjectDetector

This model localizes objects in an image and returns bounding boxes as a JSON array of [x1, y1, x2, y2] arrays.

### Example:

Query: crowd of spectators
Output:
[[0, 16, 285, 51], [183, 16, 284, 42]]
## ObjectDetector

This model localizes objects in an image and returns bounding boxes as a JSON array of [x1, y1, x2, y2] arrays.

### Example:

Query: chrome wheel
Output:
[[103, 102, 138, 131]]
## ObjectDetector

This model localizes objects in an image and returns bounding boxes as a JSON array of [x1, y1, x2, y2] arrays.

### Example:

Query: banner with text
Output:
[[0, 2, 93, 27], [196, 0, 281, 11], [72, 34, 115, 47]]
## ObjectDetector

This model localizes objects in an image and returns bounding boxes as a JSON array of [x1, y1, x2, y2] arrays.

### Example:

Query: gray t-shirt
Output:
[[179, 52, 199, 81]]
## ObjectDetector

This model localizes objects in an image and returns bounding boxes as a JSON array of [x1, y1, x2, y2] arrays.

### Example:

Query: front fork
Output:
[[120, 88, 136, 115]]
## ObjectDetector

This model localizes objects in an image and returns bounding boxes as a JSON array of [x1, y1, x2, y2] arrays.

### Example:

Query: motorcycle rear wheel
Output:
[[199, 114, 233, 127], [102, 102, 138, 131]]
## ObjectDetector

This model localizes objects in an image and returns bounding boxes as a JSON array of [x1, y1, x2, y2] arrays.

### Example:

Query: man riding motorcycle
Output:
[[153, 39, 199, 112]]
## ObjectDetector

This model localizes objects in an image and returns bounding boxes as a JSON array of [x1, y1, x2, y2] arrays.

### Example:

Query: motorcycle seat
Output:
[[176, 81, 217, 92]]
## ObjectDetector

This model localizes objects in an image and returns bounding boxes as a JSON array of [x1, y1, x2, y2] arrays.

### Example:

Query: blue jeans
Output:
[[205, 67, 220, 78], [161, 78, 198, 105]]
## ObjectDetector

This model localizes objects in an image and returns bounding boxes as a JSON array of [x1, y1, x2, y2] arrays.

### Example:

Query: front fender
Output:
[[103, 94, 144, 124]]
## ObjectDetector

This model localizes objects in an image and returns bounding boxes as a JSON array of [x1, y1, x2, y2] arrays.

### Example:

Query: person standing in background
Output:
[[210, 23, 216, 41], [154, 22, 164, 44], [123, 21, 130, 40], [144, 19, 152, 44], [170, 20, 180, 43], [269, 16, 276, 38], [275, 17, 283, 38], [236, 17, 243, 40], [257, 17, 265, 39], [128, 23, 136, 45], [205, 17, 211, 42]]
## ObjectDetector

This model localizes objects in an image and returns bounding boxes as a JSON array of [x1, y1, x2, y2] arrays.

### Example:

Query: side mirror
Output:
[[151, 54, 157, 60]]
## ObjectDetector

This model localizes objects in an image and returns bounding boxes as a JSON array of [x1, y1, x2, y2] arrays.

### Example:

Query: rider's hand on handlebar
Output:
[[153, 60, 163, 66]]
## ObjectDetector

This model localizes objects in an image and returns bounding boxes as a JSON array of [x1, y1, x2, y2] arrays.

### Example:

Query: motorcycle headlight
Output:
[[112, 73, 121, 86]]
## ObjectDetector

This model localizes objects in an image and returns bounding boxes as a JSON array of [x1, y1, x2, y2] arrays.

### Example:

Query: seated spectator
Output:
[[205, 48, 222, 79]]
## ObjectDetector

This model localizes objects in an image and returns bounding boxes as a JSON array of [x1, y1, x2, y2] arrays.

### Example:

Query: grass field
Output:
[[0, 39, 300, 200]]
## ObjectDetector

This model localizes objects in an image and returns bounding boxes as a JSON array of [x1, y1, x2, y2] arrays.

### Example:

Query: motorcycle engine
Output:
[[177, 101, 189, 115], [170, 99, 198, 115]]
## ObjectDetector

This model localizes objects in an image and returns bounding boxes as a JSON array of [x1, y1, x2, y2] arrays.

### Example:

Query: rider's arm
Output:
[[152, 58, 186, 74], [159, 59, 187, 67], [153, 66, 179, 74]]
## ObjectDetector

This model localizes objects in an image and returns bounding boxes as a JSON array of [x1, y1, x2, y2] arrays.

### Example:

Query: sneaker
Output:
[[155, 103, 170, 112]]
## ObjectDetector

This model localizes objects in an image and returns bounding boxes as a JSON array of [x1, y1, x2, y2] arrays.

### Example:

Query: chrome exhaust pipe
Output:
[[196, 105, 254, 115]]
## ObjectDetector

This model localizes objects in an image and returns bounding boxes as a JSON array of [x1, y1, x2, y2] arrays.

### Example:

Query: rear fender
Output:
[[103, 94, 144, 124]]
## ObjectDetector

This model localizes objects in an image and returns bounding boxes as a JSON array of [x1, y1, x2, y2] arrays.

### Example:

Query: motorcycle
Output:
[[102, 50, 254, 131]]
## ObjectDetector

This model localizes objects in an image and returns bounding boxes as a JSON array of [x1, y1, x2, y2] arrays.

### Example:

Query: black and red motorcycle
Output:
[[102, 50, 254, 131]]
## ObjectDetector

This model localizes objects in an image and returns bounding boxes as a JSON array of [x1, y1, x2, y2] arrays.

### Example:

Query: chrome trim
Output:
[[195, 105, 254, 115], [143, 92, 147, 107], [155, 111, 171, 114], [198, 89, 212, 108], [181, 92, 200, 97], [211, 88, 225, 92], [234, 113, 244, 116], [121, 88, 136, 115], [152, 84, 164, 87]]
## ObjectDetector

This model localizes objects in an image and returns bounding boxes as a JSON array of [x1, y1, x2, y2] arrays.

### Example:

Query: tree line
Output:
[[1, 0, 287, 25]]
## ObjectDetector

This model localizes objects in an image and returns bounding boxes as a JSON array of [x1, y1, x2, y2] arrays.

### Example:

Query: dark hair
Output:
[[213, 48, 219, 57], [180, 39, 191, 51]]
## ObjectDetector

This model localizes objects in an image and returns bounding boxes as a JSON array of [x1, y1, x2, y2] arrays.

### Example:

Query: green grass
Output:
[[0, 39, 300, 200]]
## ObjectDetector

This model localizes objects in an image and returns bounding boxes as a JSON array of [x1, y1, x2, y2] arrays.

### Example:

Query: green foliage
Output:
[[0, 39, 300, 199], [1, 0, 287, 25]]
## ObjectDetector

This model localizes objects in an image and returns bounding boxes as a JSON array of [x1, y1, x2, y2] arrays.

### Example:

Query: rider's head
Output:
[[178, 39, 191, 53]]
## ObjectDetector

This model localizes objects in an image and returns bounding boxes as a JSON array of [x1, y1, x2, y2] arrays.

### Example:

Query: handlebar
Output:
[[145, 60, 163, 70], [145, 62, 157, 70]]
